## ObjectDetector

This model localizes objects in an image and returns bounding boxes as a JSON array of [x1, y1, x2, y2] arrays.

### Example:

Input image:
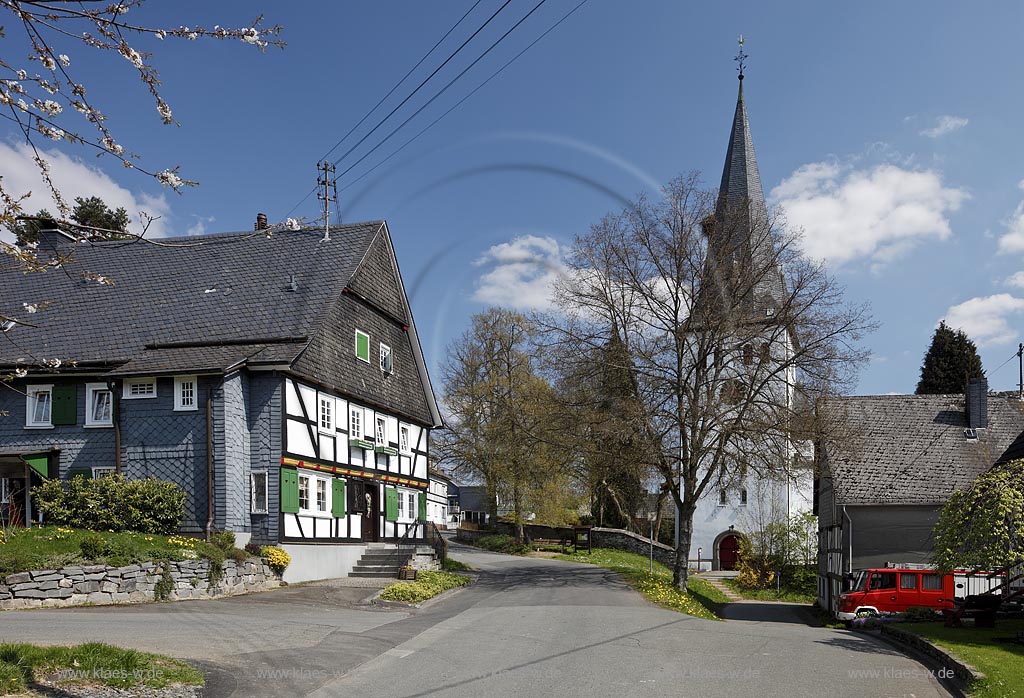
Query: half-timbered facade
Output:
[[0, 219, 442, 582]]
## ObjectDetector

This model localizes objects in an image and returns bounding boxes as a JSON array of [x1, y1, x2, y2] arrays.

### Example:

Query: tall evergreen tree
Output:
[[916, 321, 985, 394]]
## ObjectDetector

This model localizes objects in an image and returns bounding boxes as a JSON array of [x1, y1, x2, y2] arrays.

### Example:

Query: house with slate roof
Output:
[[814, 378, 1024, 614], [0, 219, 442, 582]]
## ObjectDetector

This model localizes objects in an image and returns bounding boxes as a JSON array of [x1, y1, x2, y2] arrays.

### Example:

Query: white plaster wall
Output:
[[280, 543, 365, 583]]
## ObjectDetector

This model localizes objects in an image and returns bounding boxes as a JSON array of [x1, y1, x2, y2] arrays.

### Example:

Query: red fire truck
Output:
[[835, 566, 1002, 621]]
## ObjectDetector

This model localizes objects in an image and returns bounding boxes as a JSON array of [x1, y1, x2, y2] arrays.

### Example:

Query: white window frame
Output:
[[740, 488, 748, 506], [25, 384, 53, 428], [379, 343, 393, 374], [355, 329, 370, 364], [251, 471, 269, 514], [298, 469, 333, 518], [84, 383, 113, 428], [397, 488, 417, 523], [122, 377, 157, 399], [350, 407, 363, 440], [375, 416, 386, 444], [298, 475, 310, 511], [399, 425, 410, 454], [319, 395, 334, 434], [173, 376, 198, 412], [92, 466, 115, 479]]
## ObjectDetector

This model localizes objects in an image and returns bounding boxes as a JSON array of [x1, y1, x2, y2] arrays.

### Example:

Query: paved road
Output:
[[1, 540, 951, 698]]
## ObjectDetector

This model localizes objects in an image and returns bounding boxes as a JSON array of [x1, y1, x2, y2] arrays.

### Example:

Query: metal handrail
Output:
[[425, 521, 448, 565]]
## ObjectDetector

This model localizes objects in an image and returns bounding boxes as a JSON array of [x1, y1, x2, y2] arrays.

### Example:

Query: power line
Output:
[[333, 0, 552, 183], [284, 0, 515, 219], [339, 0, 591, 194]]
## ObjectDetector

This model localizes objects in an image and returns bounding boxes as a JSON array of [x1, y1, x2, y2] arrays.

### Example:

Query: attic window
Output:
[[355, 330, 370, 363], [380, 343, 393, 374], [123, 378, 156, 399]]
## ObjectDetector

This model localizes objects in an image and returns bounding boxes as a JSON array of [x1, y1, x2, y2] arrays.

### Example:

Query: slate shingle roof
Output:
[[821, 393, 1024, 506], [0, 221, 441, 426]]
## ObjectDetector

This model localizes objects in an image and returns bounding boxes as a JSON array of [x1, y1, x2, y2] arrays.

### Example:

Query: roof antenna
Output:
[[316, 160, 337, 242], [735, 34, 748, 81]]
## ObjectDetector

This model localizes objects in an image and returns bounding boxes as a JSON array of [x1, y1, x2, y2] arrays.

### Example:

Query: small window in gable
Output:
[[400, 425, 410, 454], [85, 383, 113, 427], [174, 376, 197, 411], [319, 396, 334, 433], [740, 488, 748, 506], [380, 343, 393, 374], [123, 378, 157, 399], [26, 385, 53, 428], [350, 407, 363, 440], [355, 330, 370, 363], [375, 416, 386, 444]]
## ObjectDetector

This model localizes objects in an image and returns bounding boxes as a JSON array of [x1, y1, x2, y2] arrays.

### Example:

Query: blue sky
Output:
[[3, 1, 1024, 395]]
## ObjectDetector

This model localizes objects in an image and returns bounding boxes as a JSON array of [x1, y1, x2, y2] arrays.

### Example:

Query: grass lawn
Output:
[[378, 570, 470, 604], [0, 642, 203, 695], [722, 577, 816, 604], [901, 620, 1024, 698], [442, 556, 472, 572], [554, 548, 728, 620], [0, 525, 244, 576]]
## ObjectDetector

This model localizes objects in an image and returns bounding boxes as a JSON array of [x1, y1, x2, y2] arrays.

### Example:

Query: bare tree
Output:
[[542, 173, 873, 589]]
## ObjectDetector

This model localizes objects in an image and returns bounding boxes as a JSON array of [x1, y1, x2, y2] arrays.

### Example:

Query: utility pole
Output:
[[1018, 342, 1023, 401], [316, 161, 337, 242]]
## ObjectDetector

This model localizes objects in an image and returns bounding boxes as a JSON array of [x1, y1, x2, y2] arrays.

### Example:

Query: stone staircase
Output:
[[348, 543, 413, 579]]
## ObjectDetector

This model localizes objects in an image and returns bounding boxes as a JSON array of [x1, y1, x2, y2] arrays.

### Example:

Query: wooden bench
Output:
[[529, 538, 568, 553], [943, 594, 1002, 628]]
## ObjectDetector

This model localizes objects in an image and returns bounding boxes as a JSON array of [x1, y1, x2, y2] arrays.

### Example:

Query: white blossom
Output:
[[40, 54, 56, 71], [286, 218, 300, 231], [157, 101, 172, 122], [22, 303, 37, 313], [14, 367, 28, 378], [38, 124, 64, 141], [242, 28, 260, 44], [157, 169, 183, 189], [121, 46, 144, 69], [43, 358, 62, 369], [16, 70, 27, 80], [40, 99, 62, 116], [154, 30, 166, 40], [16, 98, 29, 112], [59, 54, 71, 68], [101, 137, 124, 156]]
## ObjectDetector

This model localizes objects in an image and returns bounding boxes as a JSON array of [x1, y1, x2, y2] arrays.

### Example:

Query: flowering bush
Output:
[[260, 546, 291, 575]]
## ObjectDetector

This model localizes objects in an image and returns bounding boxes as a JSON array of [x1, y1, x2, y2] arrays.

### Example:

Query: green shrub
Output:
[[379, 570, 469, 603], [473, 534, 530, 555], [32, 475, 185, 534], [153, 561, 174, 601], [200, 544, 225, 585], [79, 533, 105, 560], [903, 606, 940, 622], [210, 531, 235, 552]]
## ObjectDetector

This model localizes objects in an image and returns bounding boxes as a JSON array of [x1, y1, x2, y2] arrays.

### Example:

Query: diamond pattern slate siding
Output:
[[246, 374, 281, 544]]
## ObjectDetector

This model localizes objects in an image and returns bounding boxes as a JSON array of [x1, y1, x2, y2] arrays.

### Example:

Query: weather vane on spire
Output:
[[735, 34, 748, 80]]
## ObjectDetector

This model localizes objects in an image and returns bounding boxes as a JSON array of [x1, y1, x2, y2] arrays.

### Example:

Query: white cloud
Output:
[[186, 215, 216, 237], [772, 162, 967, 266], [920, 115, 969, 138], [997, 180, 1024, 254], [943, 294, 1024, 346], [472, 235, 568, 311], [1005, 271, 1024, 288], [0, 141, 171, 243]]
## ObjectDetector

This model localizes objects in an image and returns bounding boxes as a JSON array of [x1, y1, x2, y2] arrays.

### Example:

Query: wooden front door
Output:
[[719, 534, 741, 571], [364, 485, 380, 543]]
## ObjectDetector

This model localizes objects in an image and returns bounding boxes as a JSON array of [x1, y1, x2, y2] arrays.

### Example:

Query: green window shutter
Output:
[[280, 467, 299, 513], [418, 491, 427, 521], [355, 330, 370, 362], [51, 384, 77, 425], [384, 487, 398, 522], [332, 478, 346, 518]]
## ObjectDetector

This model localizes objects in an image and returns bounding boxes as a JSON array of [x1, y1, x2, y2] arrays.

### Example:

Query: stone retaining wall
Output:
[[590, 528, 676, 567], [879, 624, 984, 684], [0, 558, 281, 610]]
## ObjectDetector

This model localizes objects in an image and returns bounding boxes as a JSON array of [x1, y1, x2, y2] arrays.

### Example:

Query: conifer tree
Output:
[[916, 321, 985, 394]]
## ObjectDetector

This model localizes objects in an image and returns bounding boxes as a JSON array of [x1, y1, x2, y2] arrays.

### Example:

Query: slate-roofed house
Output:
[[814, 378, 1024, 613], [0, 220, 442, 582]]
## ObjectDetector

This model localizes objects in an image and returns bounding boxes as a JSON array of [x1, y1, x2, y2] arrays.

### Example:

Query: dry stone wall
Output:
[[0, 558, 280, 610]]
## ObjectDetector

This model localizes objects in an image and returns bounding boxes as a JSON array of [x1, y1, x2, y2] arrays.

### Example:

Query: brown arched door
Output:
[[719, 534, 741, 570]]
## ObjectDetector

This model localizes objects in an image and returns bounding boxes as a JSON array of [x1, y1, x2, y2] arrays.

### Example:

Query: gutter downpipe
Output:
[[206, 385, 214, 542], [107, 380, 121, 475], [843, 505, 853, 575]]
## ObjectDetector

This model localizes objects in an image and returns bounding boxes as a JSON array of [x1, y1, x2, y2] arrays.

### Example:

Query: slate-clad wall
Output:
[[0, 378, 117, 476], [247, 374, 281, 545], [217, 372, 250, 532], [848, 505, 940, 570], [121, 377, 209, 533]]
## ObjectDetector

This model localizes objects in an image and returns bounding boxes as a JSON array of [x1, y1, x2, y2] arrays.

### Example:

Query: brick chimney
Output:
[[254, 213, 268, 231], [965, 377, 988, 430]]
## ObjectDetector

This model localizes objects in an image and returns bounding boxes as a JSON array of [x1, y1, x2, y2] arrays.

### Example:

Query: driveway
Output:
[[2, 540, 952, 698]]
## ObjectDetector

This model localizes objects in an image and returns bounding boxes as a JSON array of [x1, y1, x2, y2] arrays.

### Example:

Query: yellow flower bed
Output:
[[260, 545, 291, 575]]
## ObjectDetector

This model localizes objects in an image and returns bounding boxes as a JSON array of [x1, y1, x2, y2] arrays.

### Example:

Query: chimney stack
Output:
[[965, 377, 988, 430], [255, 213, 268, 231]]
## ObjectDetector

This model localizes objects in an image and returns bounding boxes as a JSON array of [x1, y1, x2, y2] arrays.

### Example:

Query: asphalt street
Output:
[[1, 540, 952, 698]]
